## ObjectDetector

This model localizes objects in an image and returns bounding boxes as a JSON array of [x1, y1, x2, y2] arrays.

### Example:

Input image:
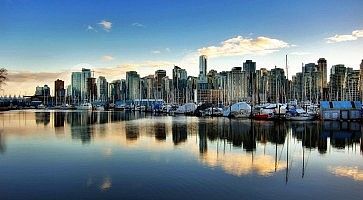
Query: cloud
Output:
[[198, 36, 289, 58], [132, 22, 145, 28], [98, 20, 112, 32], [290, 52, 311, 56], [326, 29, 363, 43], [101, 55, 114, 61], [151, 50, 161, 54], [86, 25, 97, 32], [165, 48, 171, 52], [7, 71, 68, 83]]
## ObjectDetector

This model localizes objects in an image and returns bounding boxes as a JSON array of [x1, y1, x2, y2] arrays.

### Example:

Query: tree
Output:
[[0, 68, 8, 89]]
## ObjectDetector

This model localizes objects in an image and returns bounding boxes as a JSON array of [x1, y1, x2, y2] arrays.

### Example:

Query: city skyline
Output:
[[1, 0, 363, 95]]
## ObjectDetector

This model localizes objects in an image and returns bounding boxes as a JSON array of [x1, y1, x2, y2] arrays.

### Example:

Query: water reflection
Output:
[[1, 111, 363, 199], [1, 111, 363, 177]]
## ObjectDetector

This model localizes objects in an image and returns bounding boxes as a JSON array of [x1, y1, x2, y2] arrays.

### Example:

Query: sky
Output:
[[1, 0, 363, 96]]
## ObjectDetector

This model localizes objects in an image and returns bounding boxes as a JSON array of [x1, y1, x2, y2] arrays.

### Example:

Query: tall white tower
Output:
[[199, 55, 207, 82]]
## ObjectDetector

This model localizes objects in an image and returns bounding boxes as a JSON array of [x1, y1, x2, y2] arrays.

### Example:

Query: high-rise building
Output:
[[345, 68, 360, 101], [256, 68, 269, 104], [173, 66, 188, 104], [97, 76, 108, 102], [162, 76, 172, 103], [292, 72, 303, 102], [360, 59, 363, 100], [54, 79, 65, 105], [197, 55, 209, 103], [227, 67, 248, 103], [71, 72, 81, 100], [120, 79, 126, 101], [187, 76, 198, 103], [329, 64, 346, 101], [66, 85, 72, 97], [126, 71, 140, 100], [243, 60, 257, 102], [142, 75, 155, 99], [108, 80, 122, 102], [87, 77, 97, 101], [199, 55, 207, 80], [154, 70, 166, 99], [268, 67, 286, 103], [317, 58, 328, 88], [243, 60, 256, 74], [81, 68, 92, 101], [35, 86, 43, 96]]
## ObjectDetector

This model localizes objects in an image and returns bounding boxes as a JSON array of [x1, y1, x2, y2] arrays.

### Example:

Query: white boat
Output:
[[37, 104, 46, 109], [223, 102, 251, 118], [76, 103, 92, 110], [174, 103, 197, 114]]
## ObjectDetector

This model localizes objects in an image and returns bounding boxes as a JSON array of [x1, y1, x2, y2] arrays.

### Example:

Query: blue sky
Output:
[[1, 0, 363, 95]]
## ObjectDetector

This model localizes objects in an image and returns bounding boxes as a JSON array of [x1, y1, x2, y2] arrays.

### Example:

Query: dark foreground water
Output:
[[0, 110, 362, 200]]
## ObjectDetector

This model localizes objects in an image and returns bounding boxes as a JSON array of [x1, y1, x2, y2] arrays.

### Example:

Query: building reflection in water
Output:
[[172, 119, 188, 145], [154, 122, 166, 141], [35, 112, 50, 126], [1, 111, 363, 178], [0, 131, 5, 154]]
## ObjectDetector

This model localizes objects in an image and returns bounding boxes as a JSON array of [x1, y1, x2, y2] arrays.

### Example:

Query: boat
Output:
[[114, 104, 125, 111], [286, 108, 314, 121], [60, 104, 76, 110], [205, 107, 223, 117], [76, 103, 92, 110], [37, 104, 46, 109], [174, 103, 197, 115], [223, 102, 251, 118], [253, 106, 275, 120], [95, 105, 105, 111]]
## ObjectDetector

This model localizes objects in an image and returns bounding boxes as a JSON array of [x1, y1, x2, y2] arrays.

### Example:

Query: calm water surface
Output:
[[0, 110, 363, 200]]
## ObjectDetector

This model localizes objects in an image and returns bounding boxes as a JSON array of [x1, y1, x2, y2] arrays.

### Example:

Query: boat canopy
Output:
[[230, 102, 251, 112]]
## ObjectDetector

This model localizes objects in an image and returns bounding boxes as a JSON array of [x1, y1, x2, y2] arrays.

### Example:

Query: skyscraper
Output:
[[243, 60, 257, 102], [154, 70, 166, 99], [269, 67, 286, 103], [198, 55, 208, 84], [329, 64, 346, 101], [87, 77, 97, 101], [317, 58, 328, 88], [126, 71, 140, 100], [199, 55, 207, 77], [97, 76, 108, 102], [345, 68, 360, 101], [54, 79, 65, 105], [227, 67, 248, 103], [360, 59, 363, 100], [81, 68, 92, 101], [173, 66, 188, 104], [71, 72, 81, 100]]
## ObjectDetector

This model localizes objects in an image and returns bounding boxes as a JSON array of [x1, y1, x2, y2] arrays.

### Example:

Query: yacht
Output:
[[76, 103, 92, 110], [95, 105, 105, 111]]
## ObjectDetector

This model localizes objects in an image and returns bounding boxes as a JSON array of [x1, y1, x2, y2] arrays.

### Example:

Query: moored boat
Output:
[[76, 103, 92, 110]]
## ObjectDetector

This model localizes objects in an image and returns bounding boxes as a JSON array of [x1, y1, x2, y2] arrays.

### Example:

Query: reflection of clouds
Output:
[[100, 177, 112, 191], [102, 147, 113, 157], [199, 151, 286, 176], [329, 166, 363, 181]]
